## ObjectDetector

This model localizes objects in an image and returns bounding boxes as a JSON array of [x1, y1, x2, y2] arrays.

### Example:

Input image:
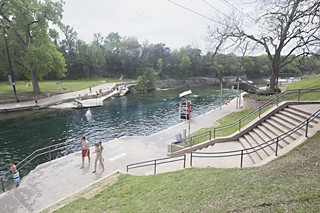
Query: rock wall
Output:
[[153, 76, 247, 89]]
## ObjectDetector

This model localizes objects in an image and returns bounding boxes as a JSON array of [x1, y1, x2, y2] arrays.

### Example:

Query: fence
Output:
[[190, 107, 320, 168]]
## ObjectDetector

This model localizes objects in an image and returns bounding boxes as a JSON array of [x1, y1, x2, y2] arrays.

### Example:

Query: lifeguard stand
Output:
[[179, 90, 192, 121], [179, 99, 191, 120]]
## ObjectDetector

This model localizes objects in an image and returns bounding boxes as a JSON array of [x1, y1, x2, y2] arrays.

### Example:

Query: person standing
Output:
[[92, 143, 104, 173], [99, 141, 104, 162], [10, 161, 20, 188], [81, 136, 90, 168]]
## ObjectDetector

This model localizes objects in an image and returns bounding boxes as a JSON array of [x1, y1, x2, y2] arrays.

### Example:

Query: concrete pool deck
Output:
[[0, 96, 239, 212]]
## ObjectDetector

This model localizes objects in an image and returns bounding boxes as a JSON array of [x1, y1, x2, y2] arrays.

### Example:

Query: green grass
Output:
[[55, 131, 320, 212], [187, 76, 320, 146], [0, 78, 120, 101], [187, 108, 270, 146], [287, 75, 320, 90]]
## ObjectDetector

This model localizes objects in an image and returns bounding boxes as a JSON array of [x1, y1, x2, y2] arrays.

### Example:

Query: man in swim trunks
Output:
[[81, 136, 90, 168], [10, 161, 20, 188]]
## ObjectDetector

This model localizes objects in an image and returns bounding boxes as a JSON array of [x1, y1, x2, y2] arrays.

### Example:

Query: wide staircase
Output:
[[127, 102, 320, 175], [195, 104, 320, 166]]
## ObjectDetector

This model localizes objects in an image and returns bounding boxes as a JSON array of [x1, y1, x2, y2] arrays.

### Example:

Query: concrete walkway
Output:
[[0, 82, 117, 112], [0, 95, 239, 212]]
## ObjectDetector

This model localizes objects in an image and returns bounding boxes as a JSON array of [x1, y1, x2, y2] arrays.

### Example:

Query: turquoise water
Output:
[[0, 86, 235, 174]]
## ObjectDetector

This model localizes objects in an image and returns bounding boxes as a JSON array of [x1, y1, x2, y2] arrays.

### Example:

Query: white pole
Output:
[[220, 83, 222, 110], [237, 81, 240, 108]]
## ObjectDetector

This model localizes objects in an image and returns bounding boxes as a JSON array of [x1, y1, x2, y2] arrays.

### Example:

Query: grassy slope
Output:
[[286, 76, 320, 101], [55, 132, 320, 212]]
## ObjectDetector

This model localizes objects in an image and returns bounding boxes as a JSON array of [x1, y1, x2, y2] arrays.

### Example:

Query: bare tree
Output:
[[242, 0, 319, 90], [206, 19, 263, 94], [208, 0, 320, 92]]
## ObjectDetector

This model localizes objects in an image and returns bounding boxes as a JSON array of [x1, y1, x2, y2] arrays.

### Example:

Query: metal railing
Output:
[[170, 131, 212, 149], [1, 140, 76, 192], [212, 88, 320, 139], [190, 107, 320, 168], [127, 155, 186, 175]]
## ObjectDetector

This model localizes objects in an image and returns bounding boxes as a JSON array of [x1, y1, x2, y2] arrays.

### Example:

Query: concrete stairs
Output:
[[128, 103, 320, 175], [194, 104, 320, 166]]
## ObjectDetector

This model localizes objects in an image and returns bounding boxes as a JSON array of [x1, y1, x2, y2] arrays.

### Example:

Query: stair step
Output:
[[269, 116, 305, 136], [276, 112, 316, 128], [199, 145, 215, 152], [239, 137, 259, 164], [247, 131, 271, 157], [283, 107, 310, 120], [243, 134, 265, 160], [259, 123, 293, 148], [275, 113, 305, 126], [252, 128, 276, 155], [280, 110, 307, 123]]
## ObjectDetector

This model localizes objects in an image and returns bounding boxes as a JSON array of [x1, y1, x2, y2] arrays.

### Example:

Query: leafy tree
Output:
[[179, 55, 191, 80], [156, 58, 163, 75], [135, 68, 159, 92], [0, 0, 66, 94]]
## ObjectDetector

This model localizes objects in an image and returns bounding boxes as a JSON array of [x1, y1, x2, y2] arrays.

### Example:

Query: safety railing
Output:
[[170, 131, 212, 149], [190, 107, 320, 168], [127, 155, 186, 175], [1, 140, 77, 192], [212, 88, 320, 139]]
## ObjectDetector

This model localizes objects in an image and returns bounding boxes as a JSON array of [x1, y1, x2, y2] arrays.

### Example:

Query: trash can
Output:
[[182, 129, 186, 140], [175, 133, 182, 143]]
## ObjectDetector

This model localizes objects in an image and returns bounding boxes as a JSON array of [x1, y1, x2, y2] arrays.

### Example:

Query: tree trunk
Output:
[[31, 69, 41, 95], [270, 54, 281, 91]]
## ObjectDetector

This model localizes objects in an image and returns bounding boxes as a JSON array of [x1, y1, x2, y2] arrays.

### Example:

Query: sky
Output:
[[62, 0, 241, 52]]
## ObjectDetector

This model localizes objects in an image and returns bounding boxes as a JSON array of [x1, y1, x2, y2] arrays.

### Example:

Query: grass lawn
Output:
[[0, 78, 121, 101], [287, 75, 320, 90], [52, 131, 320, 212]]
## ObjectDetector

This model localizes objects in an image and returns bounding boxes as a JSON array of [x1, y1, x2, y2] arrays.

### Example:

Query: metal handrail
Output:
[[191, 107, 320, 168], [127, 155, 186, 175], [170, 131, 212, 148], [211, 88, 320, 138], [1, 140, 76, 192]]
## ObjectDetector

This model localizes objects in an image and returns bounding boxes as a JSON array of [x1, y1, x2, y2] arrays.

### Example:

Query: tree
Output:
[[0, 0, 66, 95], [231, 0, 319, 91], [179, 55, 191, 80], [135, 68, 159, 92]]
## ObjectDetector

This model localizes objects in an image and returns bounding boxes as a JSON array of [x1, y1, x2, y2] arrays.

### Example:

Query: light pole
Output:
[[1, 25, 19, 102]]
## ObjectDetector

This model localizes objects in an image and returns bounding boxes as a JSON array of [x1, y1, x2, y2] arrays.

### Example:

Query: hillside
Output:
[[51, 131, 320, 212]]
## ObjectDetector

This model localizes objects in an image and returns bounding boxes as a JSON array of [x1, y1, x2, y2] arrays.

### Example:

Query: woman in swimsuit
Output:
[[99, 141, 104, 162], [92, 143, 104, 173]]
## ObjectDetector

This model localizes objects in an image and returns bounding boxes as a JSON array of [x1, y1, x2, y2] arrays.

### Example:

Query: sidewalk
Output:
[[0, 97, 239, 212], [0, 83, 117, 112]]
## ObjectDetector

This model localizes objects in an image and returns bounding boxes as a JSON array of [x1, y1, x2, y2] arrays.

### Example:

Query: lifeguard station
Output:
[[179, 90, 192, 121]]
